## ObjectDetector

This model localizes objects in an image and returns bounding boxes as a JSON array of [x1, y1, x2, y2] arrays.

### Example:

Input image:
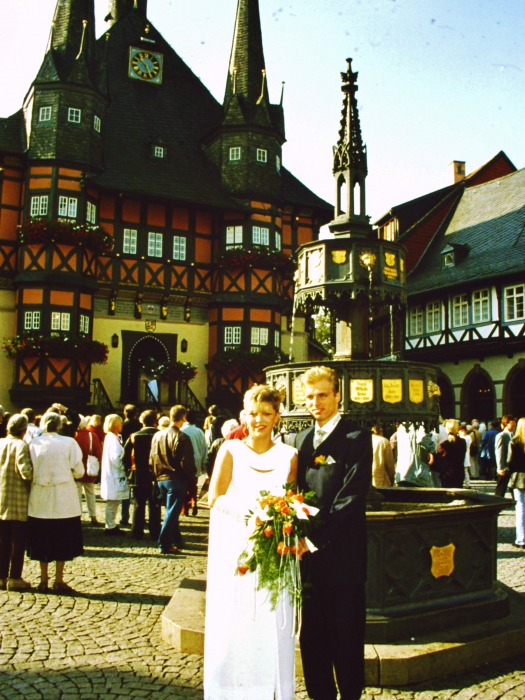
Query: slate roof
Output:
[[0, 111, 27, 154], [408, 168, 525, 294], [374, 183, 456, 232], [281, 168, 332, 216]]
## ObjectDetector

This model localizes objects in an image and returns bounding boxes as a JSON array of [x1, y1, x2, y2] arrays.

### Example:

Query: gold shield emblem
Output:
[[384, 252, 396, 267], [331, 250, 347, 265], [430, 543, 455, 578], [145, 320, 156, 332]]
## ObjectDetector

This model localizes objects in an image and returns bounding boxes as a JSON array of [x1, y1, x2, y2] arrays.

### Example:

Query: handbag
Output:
[[86, 432, 100, 477], [508, 472, 525, 489]]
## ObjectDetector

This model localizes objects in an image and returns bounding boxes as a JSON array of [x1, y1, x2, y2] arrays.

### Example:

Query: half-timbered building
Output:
[[376, 153, 525, 422], [0, 0, 331, 414]]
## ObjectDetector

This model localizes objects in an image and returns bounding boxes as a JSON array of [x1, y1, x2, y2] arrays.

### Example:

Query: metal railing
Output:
[[91, 378, 114, 414]]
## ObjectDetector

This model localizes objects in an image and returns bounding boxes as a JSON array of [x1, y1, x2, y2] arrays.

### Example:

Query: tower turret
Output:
[[203, 0, 285, 200], [107, 0, 147, 26]]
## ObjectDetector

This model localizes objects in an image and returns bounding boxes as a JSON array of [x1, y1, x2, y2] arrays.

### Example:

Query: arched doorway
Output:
[[504, 362, 525, 419], [461, 367, 495, 424], [120, 331, 177, 404], [437, 372, 455, 419]]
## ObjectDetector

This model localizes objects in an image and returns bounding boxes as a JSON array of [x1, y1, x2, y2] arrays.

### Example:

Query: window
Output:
[[443, 252, 455, 268], [276, 155, 281, 172], [409, 306, 423, 335], [225, 326, 241, 346], [148, 232, 163, 257], [275, 231, 282, 251], [275, 329, 280, 348], [505, 285, 525, 321], [39, 106, 52, 122], [51, 312, 70, 331], [58, 196, 78, 220], [123, 228, 137, 255], [472, 289, 490, 324], [229, 147, 241, 161], [30, 195, 48, 217], [79, 314, 90, 334], [68, 108, 81, 123], [154, 146, 165, 158], [173, 236, 186, 261], [24, 311, 40, 330], [426, 301, 441, 333], [256, 148, 267, 163], [252, 226, 269, 246], [251, 327, 269, 346], [226, 225, 243, 249], [93, 115, 101, 133], [86, 201, 97, 224], [452, 294, 469, 327]]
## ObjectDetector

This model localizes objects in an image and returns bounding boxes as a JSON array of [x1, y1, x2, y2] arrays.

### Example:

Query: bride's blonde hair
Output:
[[243, 384, 281, 412]]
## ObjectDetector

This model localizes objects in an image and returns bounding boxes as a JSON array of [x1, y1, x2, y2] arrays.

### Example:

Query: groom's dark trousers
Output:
[[297, 418, 372, 700]]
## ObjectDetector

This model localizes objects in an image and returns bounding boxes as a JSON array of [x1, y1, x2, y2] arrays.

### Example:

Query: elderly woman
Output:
[[0, 414, 33, 591], [27, 412, 84, 594], [100, 414, 129, 535], [74, 416, 103, 525]]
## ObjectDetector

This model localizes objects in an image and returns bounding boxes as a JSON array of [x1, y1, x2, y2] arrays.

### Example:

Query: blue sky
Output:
[[1, 0, 523, 221]]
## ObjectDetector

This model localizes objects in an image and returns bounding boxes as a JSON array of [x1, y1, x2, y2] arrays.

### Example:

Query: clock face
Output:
[[129, 47, 163, 84]]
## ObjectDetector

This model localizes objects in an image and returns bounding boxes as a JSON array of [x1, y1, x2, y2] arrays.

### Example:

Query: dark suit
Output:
[[297, 417, 372, 700]]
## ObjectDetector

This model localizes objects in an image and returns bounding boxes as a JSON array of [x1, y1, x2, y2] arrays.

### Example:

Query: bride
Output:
[[204, 385, 298, 700]]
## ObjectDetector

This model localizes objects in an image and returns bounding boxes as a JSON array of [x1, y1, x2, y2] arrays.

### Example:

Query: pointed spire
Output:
[[50, 0, 96, 77], [329, 59, 371, 238], [224, 0, 269, 111]]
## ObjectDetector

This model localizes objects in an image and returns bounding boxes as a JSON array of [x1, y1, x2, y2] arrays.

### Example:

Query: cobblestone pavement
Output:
[[0, 484, 524, 699]]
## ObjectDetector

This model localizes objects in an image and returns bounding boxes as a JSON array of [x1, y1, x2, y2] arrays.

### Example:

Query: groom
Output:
[[296, 366, 372, 700]]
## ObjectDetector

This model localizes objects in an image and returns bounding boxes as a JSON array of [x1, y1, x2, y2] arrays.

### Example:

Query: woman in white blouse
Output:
[[27, 412, 85, 594], [100, 414, 129, 535]]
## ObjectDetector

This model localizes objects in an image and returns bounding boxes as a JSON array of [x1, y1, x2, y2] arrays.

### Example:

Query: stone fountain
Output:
[[265, 59, 511, 648]]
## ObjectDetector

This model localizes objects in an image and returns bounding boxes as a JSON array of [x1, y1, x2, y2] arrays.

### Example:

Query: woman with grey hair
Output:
[[0, 414, 33, 591], [27, 412, 85, 594]]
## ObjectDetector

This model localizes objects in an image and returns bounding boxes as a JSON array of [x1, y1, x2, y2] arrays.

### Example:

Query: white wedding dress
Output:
[[204, 439, 298, 700]]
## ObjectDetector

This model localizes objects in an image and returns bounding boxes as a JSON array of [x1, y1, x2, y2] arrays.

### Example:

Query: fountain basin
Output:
[[365, 488, 509, 643]]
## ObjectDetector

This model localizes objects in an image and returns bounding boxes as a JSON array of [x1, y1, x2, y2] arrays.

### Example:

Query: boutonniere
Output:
[[314, 455, 336, 466]]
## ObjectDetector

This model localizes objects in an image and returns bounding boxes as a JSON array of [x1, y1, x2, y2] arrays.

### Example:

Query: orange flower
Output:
[[237, 565, 249, 575], [264, 526, 274, 537], [283, 522, 293, 535], [256, 516, 263, 527], [280, 505, 290, 515], [277, 541, 289, 556], [293, 493, 304, 503], [314, 455, 328, 466]]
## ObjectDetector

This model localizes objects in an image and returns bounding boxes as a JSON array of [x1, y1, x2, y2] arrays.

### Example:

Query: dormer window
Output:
[[154, 145, 165, 158], [443, 252, 455, 267], [229, 147, 241, 161], [256, 148, 268, 163], [93, 115, 102, 133], [39, 107, 52, 122], [442, 242, 469, 268]]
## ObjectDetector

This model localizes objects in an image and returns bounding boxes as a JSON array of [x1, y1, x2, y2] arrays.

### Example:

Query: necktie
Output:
[[313, 429, 326, 449]]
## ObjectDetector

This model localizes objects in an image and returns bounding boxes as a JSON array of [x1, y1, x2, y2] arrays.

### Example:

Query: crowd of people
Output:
[[0, 399, 229, 594]]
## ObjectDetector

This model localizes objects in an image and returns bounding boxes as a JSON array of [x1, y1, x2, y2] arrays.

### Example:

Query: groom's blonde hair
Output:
[[300, 366, 340, 394]]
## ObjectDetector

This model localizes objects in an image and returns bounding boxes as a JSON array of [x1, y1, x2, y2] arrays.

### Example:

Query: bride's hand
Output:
[[296, 538, 310, 560]]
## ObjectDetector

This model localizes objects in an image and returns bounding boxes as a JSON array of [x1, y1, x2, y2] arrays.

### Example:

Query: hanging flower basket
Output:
[[17, 219, 114, 254], [2, 333, 109, 364], [215, 248, 296, 274], [140, 357, 197, 383], [209, 347, 288, 374]]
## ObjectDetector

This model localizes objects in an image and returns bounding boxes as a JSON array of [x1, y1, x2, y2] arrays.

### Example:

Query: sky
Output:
[[1, 0, 524, 222]]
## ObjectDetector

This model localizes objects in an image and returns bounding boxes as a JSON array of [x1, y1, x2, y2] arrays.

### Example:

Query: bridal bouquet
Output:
[[236, 482, 320, 609]]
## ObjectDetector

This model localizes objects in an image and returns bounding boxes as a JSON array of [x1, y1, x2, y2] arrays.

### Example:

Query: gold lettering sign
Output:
[[350, 379, 374, 404], [430, 543, 456, 578], [382, 379, 403, 404], [331, 250, 347, 265], [292, 378, 305, 405], [409, 379, 424, 404], [385, 252, 396, 267], [383, 266, 398, 279]]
